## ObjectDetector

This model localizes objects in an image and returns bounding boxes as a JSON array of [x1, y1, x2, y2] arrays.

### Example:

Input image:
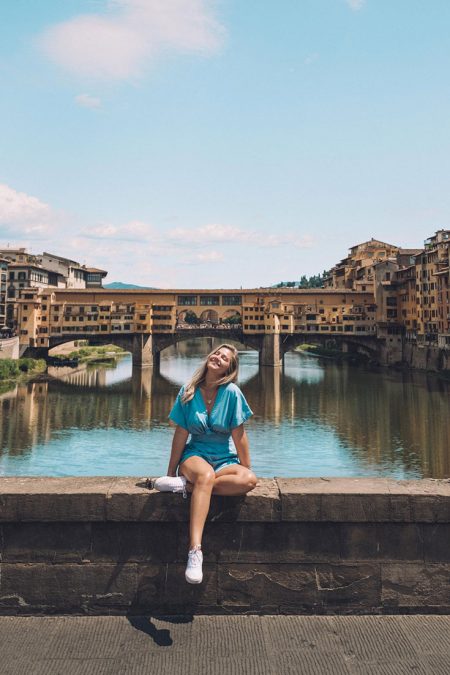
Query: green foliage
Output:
[[0, 359, 20, 380], [223, 314, 241, 325], [184, 311, 199, 325], [275, 270, 329, 289], [0, 358, 46, 380]]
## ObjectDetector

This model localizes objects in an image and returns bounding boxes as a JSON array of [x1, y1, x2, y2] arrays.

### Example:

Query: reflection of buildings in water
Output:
[[0, 368, 178, 459], [291, 365, 450, 478], [0, 382, 51, 455], [242, 357, 450, 478], [1, 349, 449, 478]]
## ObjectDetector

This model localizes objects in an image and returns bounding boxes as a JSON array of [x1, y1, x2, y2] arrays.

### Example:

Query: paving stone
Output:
[[332, 615, 417, 661], [1, 616, 450, 675], [394, 615, 450, 654]]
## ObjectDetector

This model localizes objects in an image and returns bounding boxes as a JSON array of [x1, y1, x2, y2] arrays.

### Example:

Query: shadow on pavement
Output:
[[127, 615, 194, 647]]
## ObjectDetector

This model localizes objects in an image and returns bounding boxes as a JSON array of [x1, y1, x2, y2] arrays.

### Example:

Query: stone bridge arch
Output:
[[152, 329, 263, 364], [280, 333, 381, 361]]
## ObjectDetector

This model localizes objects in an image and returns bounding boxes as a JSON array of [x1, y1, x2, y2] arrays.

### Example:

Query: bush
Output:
[[18, 358, 47, 374], [0, 359, 20, 380]]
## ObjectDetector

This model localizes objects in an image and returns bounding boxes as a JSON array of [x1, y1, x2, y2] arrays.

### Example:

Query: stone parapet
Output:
[[0, 477, 449, 615]]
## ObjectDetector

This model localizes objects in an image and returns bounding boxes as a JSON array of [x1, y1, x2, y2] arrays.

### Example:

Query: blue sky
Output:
[[1, 0, 450, 287]]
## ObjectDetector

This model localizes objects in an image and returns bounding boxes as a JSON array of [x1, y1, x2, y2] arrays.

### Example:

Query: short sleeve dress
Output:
[[168, 382, 253, 472]]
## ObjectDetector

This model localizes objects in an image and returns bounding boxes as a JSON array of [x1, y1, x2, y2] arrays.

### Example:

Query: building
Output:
[[0, 257, 8, 328], [324, 238, 401, 293], [0, 248, 108, 330]]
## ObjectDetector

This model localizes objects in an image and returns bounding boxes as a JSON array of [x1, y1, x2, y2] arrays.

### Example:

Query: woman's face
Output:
[[206, 347, 234, 378]]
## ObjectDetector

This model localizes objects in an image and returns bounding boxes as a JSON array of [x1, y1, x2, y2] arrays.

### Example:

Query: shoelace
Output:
[[188, 548, 202, 566], [173, 479, 187, 499]]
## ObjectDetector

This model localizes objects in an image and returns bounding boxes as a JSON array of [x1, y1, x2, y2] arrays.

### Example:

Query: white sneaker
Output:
[[185, 546, 203, 584], [154, 475, 187, 498]]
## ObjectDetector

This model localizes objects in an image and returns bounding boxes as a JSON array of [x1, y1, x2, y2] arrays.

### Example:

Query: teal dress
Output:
[[168, 382, 253, 473]]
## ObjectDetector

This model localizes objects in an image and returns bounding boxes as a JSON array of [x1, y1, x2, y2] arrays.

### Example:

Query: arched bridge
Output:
[[25, 327, 383, 368]]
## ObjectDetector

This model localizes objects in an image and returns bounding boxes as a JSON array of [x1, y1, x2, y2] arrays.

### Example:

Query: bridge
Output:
[[17, 287, 398, 367]]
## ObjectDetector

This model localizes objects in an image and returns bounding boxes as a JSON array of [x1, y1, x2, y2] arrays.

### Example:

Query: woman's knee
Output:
[[240, 470, 257, 492], [247, 472, 258, 491], [193, 469, 216, 488]]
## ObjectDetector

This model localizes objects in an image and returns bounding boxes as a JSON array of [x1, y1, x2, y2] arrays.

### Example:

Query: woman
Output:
[[154, 343, 257, 584]]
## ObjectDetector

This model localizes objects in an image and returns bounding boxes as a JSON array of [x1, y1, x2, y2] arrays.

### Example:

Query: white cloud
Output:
[[0, 183, 53, 237], [39, 0, 225, 81], [80, 220, 155, 242], [75, 93, 102, 109], [169, 223, 314, 249], [194, 250, 224, 262], [169, 223, 250, 244], [345, 0, 366, 10]]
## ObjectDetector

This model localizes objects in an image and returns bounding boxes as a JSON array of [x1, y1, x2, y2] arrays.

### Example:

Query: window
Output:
[[178, 295, 197, 306], [222, 295, 242, 306], [200, 295, 220, 306]]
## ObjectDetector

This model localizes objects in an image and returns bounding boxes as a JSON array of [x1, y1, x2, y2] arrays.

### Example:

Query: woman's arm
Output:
[[167, 425, 189, 476], [231, 424, 251, 468]]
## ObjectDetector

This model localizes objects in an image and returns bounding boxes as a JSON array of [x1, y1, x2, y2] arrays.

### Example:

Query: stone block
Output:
[[390, 480, 450, 523], [105, 478, 280, 523], [381, 563, 450, 609], [1, 523, 92, 563], [0, 477, 114, 522], [90, 522, 179, 562], [136, 563, 218, 614], [0, 563, 137, 613], [339, 523, 424, 562], [218, 563, 381, 612], [277, 478, 450, 523], [105, 478, 190, 522], [277, 478, 394, 522], [423, 524, 450, 562], [202, 522, 341, 563]]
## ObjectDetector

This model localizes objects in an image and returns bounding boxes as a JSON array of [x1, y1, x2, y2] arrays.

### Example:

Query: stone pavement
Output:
[[0, 615, 449, 674]]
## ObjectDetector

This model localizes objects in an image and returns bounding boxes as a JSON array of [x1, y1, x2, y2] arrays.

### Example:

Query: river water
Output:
[[1, 338, 449, 478]]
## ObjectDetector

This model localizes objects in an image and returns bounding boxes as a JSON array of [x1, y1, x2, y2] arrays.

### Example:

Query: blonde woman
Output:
[[154, 344, 257, 584]]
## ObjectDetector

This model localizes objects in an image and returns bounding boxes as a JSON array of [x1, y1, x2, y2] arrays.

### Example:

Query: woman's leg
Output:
[[179, 456, 216, 548], [212, 464, 257, 496]]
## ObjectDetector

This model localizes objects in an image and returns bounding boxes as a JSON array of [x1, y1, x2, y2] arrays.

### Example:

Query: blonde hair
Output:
[[181, 343, 239, 403]]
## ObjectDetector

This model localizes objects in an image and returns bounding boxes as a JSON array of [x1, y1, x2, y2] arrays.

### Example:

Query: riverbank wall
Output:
[[0, 477, 449, 616], [402, 343, 450, 372]]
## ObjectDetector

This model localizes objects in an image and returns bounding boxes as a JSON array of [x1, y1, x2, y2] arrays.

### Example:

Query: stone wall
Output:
[[0, 477, 449, 615], [0, 337, 19, 360]]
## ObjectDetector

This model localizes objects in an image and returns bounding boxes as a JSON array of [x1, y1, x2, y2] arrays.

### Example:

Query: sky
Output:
[[1, 0, 450, 288]]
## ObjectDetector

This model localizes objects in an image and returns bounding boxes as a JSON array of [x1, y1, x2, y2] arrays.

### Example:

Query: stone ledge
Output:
[[0, 477, 449, 523]]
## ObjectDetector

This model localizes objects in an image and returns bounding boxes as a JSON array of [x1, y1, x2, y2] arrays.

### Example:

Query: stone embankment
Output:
[[0, 477, 449, 615]]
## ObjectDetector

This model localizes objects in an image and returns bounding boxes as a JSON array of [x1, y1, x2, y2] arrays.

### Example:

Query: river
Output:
[[1, 338, 449, 478]]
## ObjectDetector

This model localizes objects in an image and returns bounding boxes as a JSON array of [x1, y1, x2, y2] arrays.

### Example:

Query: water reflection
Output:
[[0, 339, 449, 478]]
